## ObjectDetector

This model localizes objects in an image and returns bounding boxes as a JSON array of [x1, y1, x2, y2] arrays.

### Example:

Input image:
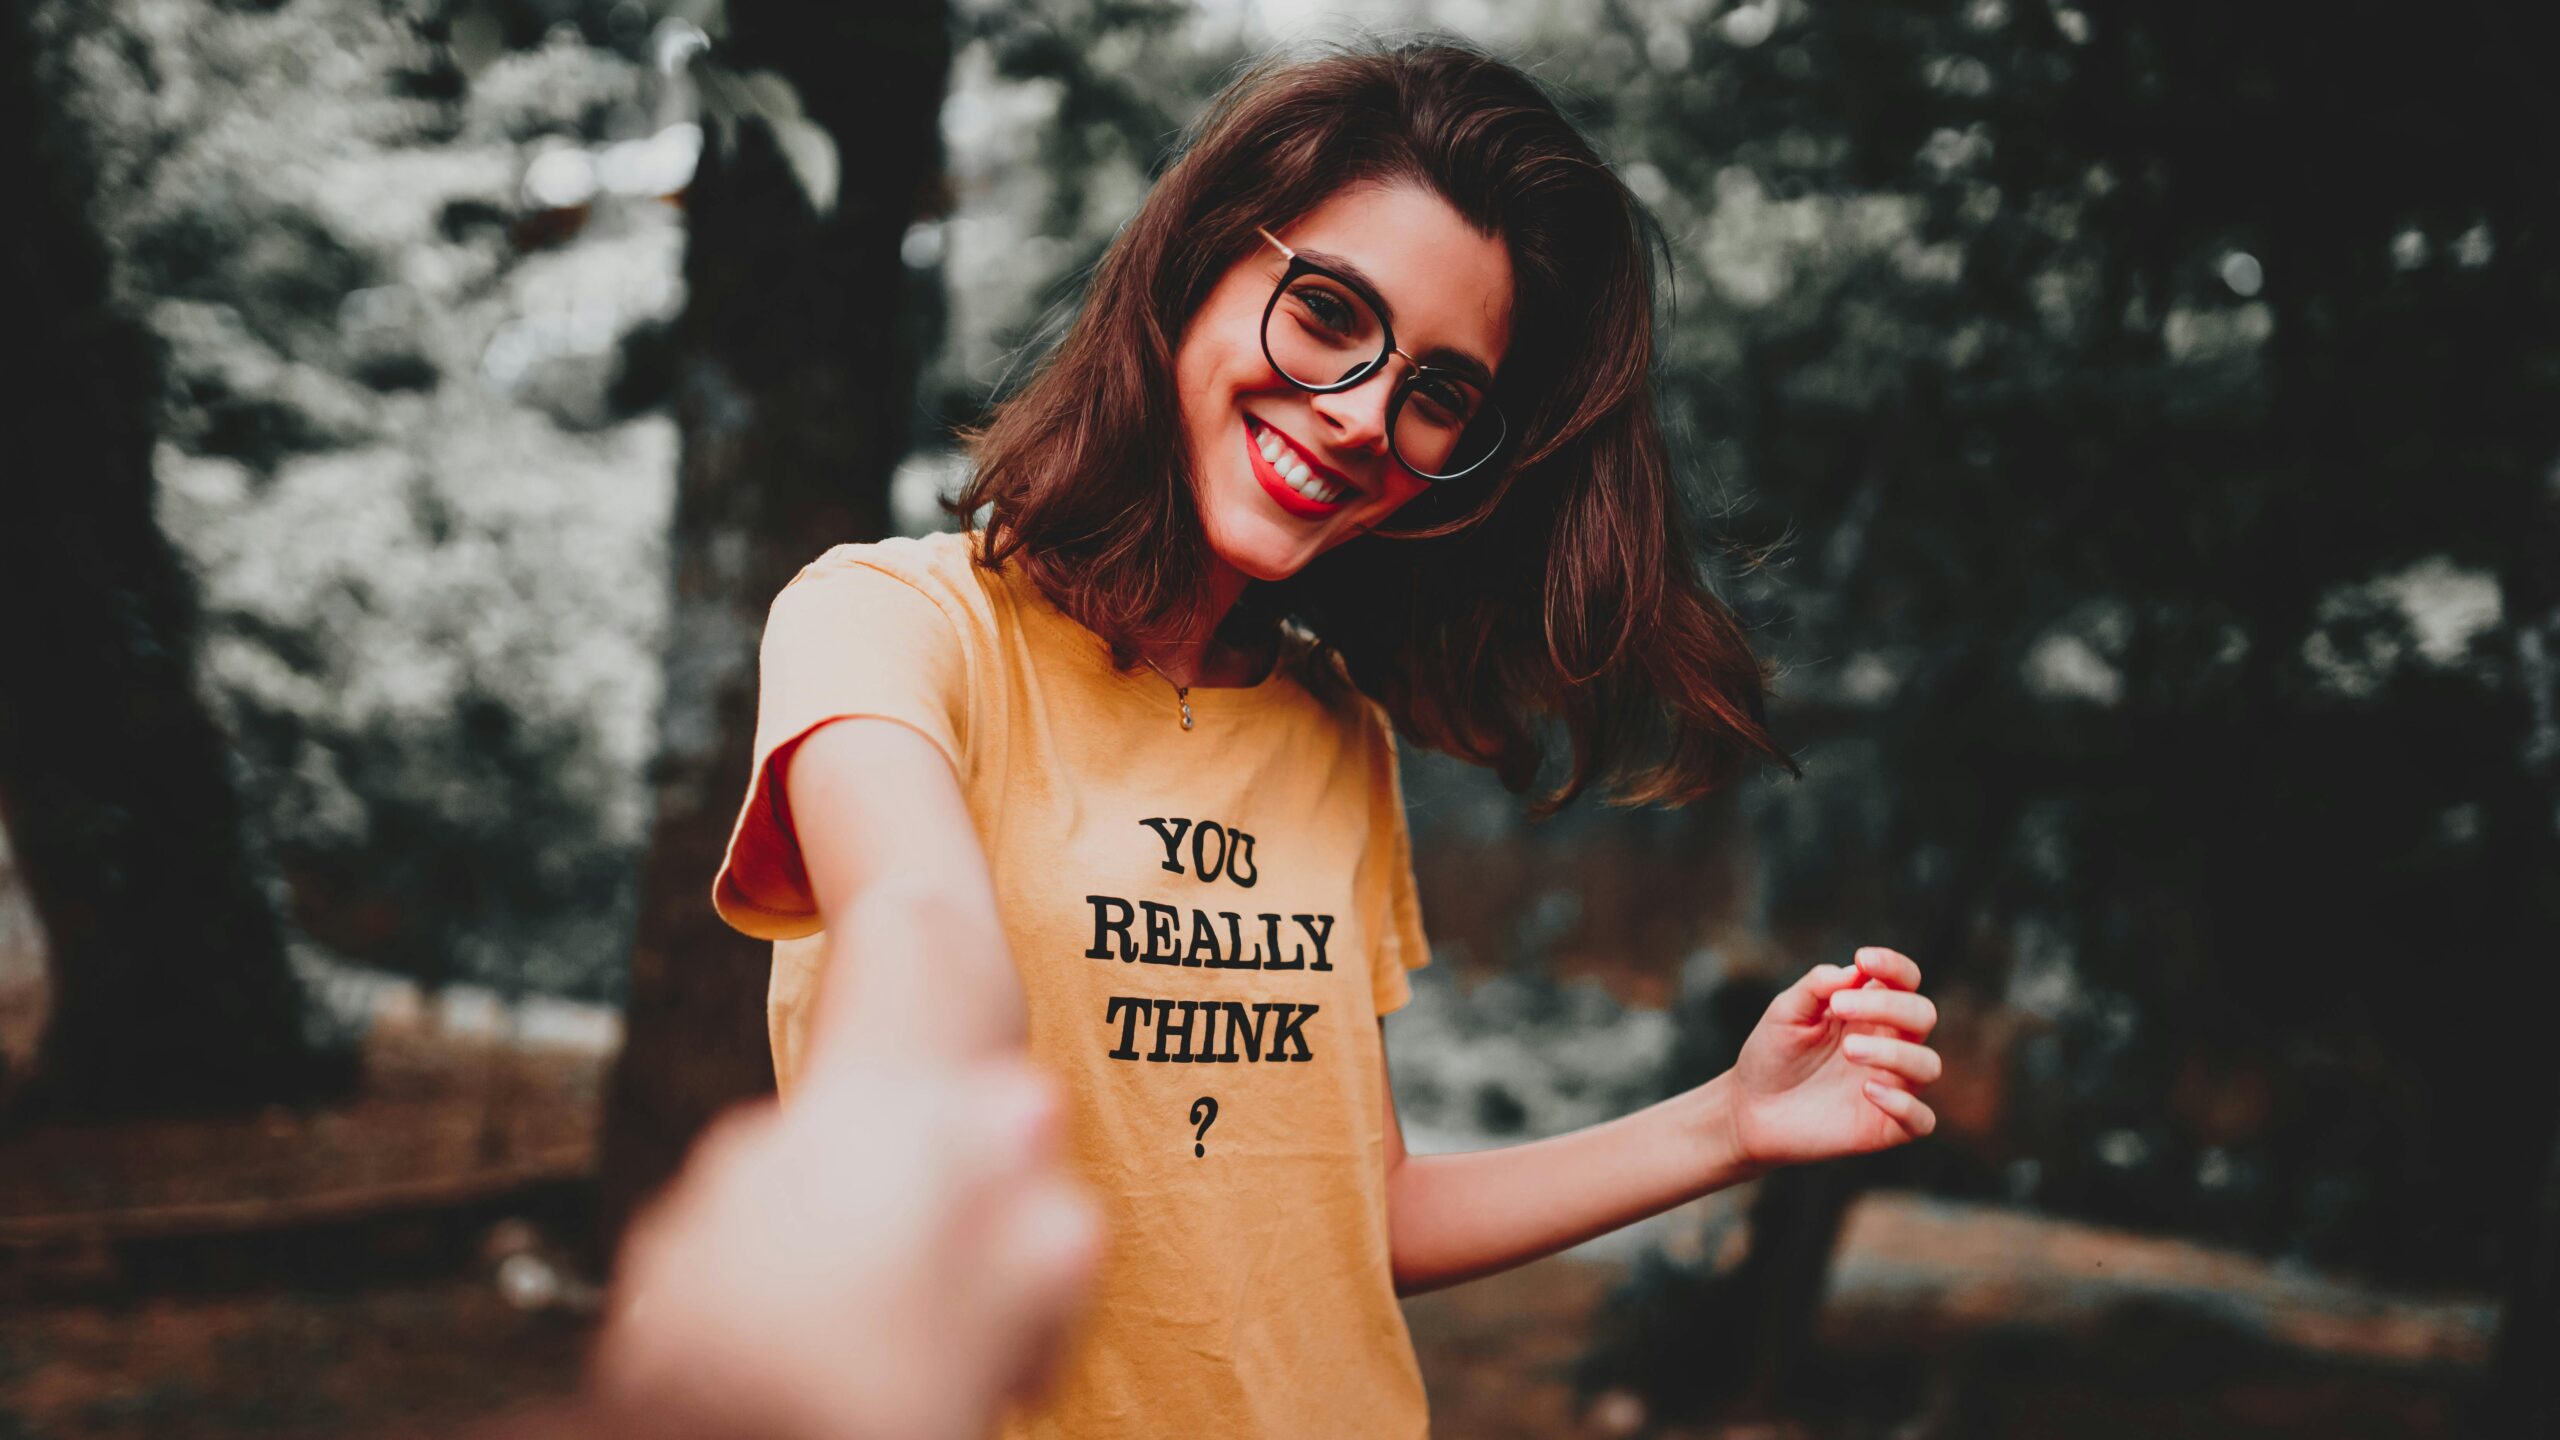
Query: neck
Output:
[[1141, 559, 1260, 689]]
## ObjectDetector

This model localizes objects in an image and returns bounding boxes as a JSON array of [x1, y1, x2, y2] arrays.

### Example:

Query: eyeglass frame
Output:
[[1252, 226, 1509, 483]]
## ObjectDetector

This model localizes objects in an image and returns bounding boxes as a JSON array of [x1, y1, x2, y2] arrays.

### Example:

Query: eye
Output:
[[1296, 292, 1352, 333], [1284, 277, 1366, 339], [1408, 376, 1478, 427]]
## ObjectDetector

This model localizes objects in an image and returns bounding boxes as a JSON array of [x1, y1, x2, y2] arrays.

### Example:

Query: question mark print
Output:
[[1190, 1096, 1219, 1157]]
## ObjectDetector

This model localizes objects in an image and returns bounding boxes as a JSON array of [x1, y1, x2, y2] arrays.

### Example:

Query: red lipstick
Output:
[[1244, 416, 1353, 518]]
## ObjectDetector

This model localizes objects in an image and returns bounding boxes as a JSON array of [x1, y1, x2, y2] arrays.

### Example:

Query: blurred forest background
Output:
[[2, 0, 2555, 1436]]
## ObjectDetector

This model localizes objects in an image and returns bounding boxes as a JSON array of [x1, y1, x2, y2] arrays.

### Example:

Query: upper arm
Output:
[[709, 547, 1018, 1066], [784, 717, 997, 927], [711, 551, 972, 939], [780, 716, 1023, 1065]]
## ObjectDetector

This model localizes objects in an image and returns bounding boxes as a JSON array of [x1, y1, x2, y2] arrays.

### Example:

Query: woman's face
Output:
[[1174, 180, 1515, 585]]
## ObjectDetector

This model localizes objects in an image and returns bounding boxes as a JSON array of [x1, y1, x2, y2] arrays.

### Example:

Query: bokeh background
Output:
[[4, 0, 2555, 1435]]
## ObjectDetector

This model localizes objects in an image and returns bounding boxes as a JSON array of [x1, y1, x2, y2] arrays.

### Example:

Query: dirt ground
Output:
[[1402, 1210, 2491, 1439], [0, 1223, 2492, 1440], [0, 1010, 2500, 1439]]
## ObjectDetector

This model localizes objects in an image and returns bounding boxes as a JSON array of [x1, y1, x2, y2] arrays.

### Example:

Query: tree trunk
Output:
[[598, 0, 951, 1247], [0, 0, 326, 1122], [2487, 1080, 2560, 1436]]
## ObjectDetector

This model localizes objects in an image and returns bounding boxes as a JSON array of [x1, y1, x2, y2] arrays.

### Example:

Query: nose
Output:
[[1306, 362, 1401, 460]]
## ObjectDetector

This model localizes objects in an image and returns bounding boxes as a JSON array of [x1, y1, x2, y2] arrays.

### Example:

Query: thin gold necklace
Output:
[[1137, 656, 1194, 730]]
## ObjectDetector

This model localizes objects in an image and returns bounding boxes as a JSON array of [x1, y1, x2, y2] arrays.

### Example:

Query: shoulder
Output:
[[779, 530, 1000, 630], [1285, 640, 1400, 764]]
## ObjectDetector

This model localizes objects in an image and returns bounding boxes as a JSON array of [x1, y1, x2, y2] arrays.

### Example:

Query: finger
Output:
[[1840, 1032, 1944, 1086], [1853, 946, 1923, 990], [1767, 963, 1871, 1026], [1863, 1079, 1938, 1137], [1827, 986, 1939, 1037]]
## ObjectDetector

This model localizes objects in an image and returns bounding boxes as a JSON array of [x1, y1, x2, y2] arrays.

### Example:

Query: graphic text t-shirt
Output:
[[710, 528, 1434, 1440]]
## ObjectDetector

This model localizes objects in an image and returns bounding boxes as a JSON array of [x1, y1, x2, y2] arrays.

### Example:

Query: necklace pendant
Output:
[[1178, 690, 1194, 730]]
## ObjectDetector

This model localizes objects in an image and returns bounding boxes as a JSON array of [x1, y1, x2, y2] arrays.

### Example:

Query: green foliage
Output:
[[915, 1, 1250, 443], [56, 0, 686, 1000], [1556, 0, 2559, 1286]]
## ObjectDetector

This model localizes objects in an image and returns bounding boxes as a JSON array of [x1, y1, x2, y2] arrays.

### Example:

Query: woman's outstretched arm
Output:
[[1380, 948, 1941, 1296], [519, 723, 1084, 1440], [786, 717, 1026, 1066]]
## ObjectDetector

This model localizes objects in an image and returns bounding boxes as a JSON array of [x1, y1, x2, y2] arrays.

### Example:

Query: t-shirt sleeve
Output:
[[1368, 712, 1434, 1017], [711, 550, 969, 941]]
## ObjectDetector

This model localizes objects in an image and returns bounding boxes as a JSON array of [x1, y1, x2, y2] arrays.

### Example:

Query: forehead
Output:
[[1277, 181, 1514, 372]]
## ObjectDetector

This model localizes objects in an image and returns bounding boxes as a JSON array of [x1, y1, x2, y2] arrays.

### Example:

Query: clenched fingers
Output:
[[1841, 1031, 1943, 1086], [1852, 946, 1923, 990], [1827, 985, 1937, 1036], [1862, 1079, 1938, 1137]]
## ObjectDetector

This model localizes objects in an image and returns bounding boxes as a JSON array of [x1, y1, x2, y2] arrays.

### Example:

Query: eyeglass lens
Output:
[[1264, 269, 1501, 480]]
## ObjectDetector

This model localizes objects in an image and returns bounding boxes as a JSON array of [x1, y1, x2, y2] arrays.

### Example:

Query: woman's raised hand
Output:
[[1725, 946, 1942, 1169]]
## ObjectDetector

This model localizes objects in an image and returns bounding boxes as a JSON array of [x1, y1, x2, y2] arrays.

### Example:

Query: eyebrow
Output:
[[1290, 245, 1499, 387]]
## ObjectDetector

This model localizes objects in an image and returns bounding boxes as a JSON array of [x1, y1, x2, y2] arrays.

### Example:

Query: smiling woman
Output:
[[956, 45, 1795, 806], [1177, 183, 1515, 580], [709, 36, 1942, 1440]]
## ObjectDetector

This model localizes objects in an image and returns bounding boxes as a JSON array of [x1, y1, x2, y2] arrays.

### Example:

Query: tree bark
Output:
[[2487, 1080, 2560, 1437], [598, 0, 951, 1248], [0, 0, 326, 1121]]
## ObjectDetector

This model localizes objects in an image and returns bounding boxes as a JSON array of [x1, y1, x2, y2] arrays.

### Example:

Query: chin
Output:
[[1203, 514, 1322, 584]]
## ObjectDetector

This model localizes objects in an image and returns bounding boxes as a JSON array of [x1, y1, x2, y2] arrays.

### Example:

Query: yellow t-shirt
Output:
[[710, 528, 1434, 1439]]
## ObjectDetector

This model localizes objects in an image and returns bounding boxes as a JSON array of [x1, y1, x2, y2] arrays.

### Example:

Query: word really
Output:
[[1083, 896, 1334, 971], [1104, 996, 1319, 1063]]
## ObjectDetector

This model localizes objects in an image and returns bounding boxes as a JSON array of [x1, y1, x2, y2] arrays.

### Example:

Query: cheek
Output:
[[1176, 294, 1273, 414], [1374, 469, 1431, 516], [1178, 346, 1251, 453], [1172, 342, 1217, 430]]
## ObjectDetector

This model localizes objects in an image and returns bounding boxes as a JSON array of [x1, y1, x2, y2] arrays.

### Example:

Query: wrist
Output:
[[1687, 1071, 1772, 1188]]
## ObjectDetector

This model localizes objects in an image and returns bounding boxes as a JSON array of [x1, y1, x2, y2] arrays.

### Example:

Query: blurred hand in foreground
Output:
[[1727, 945, 1944, 1168], [580, 1054, 1100, 1440]]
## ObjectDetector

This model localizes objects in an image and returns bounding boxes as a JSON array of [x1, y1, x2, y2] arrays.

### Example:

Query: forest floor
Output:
[[0, 1002, 2499, 1439]]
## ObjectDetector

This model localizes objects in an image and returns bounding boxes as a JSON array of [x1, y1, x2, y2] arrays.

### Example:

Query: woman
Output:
[[711, 39, 1944, 1439]]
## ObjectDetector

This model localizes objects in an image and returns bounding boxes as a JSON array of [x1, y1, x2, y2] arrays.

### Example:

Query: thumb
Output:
[[1767, 962, 1866, 1028]]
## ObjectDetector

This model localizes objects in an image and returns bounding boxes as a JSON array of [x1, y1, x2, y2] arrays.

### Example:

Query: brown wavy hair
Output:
[[954, 37, 1796, 815]]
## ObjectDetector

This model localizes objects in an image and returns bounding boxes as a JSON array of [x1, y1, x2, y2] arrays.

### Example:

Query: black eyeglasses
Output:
[[1255, 226, 1508, 482]]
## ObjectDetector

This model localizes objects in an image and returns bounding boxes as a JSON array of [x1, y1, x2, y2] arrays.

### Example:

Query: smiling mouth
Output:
[[1246, 416, 1357, 508]]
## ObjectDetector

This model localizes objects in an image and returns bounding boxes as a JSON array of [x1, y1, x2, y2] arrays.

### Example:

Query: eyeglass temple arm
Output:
[[1257, 225, 1436, 375]]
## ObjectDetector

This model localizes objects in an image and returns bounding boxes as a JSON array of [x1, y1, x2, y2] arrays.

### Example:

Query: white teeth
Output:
[[1253, 421, 1344, 504]]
